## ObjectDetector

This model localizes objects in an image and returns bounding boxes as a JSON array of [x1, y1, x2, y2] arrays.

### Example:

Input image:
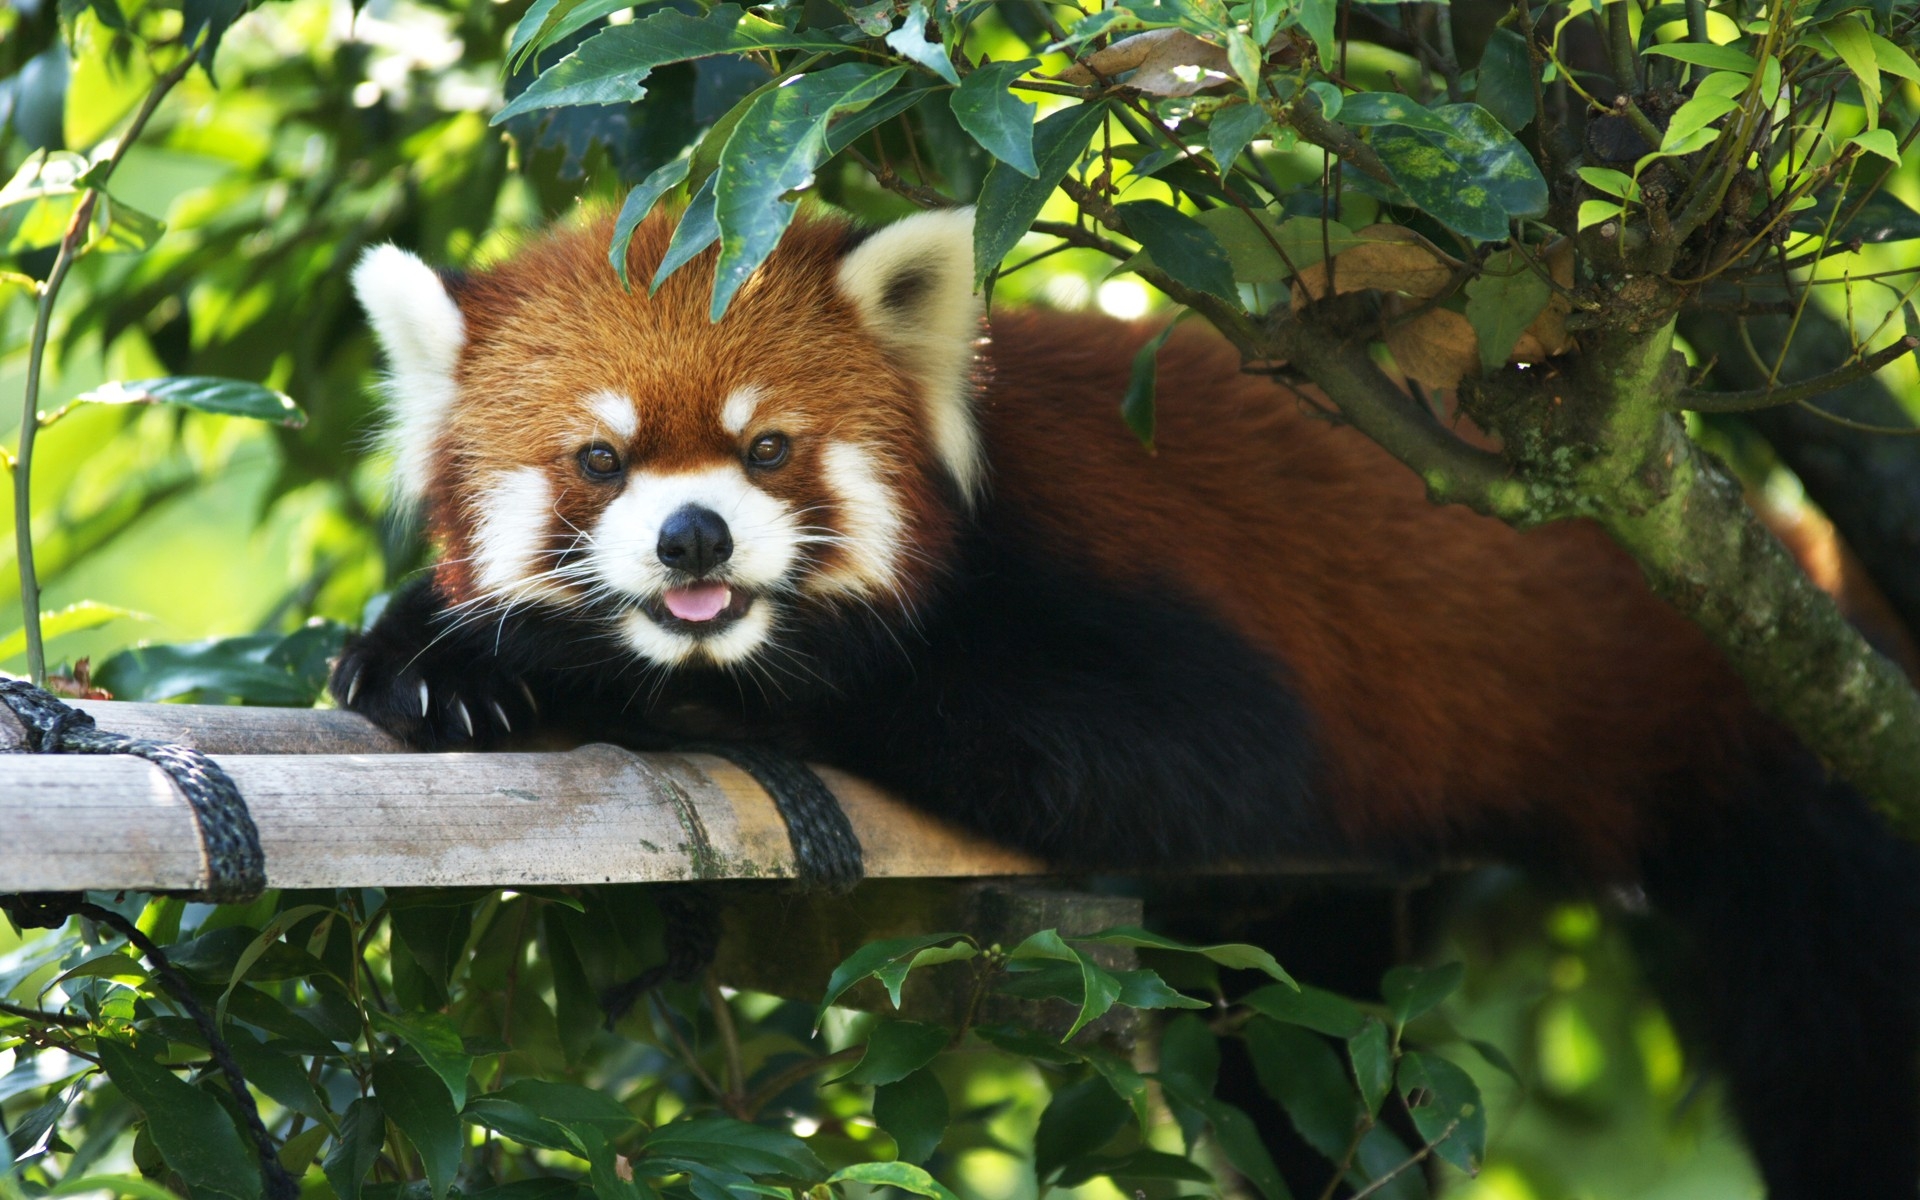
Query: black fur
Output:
[[333, 528, 1334, 867]]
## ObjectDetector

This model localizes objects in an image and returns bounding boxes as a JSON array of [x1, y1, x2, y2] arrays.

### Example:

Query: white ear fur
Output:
[[835, 209, 984, 503], [352, 244, 467, 511]]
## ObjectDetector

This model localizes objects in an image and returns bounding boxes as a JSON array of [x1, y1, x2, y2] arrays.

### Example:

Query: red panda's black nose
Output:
[[657, 505, 733, 576]]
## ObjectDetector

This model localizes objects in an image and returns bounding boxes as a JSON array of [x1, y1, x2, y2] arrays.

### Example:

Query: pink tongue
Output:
[[663, 583, 731, 622]]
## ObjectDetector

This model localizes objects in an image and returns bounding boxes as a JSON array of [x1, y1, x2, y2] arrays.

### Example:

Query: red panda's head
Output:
[[352, 208, 982, 668]]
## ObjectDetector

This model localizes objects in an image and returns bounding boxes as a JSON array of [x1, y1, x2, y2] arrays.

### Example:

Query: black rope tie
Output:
[[691, 741, 865, 890], [0, 677, 266, 903]]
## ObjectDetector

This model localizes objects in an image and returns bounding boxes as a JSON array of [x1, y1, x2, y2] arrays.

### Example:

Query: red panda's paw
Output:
[[329, 580, 538, 751]]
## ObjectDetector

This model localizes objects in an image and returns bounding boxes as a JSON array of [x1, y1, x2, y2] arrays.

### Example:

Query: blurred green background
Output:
[[17, 0, 1918, 1191]]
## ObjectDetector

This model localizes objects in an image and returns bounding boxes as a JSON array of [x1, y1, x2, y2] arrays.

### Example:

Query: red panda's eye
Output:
[[747, 433, 789, 469], [579, 443, 622, 480]]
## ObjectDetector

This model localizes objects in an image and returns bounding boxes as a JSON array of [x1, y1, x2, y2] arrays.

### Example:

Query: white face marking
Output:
[[586, 389, 640, 442], [589, 464, 803, 665], [352, 244, 466, 514], [471, 467, 567, 601], [811, 442, 905, 598], [720, 384, 766, 437]]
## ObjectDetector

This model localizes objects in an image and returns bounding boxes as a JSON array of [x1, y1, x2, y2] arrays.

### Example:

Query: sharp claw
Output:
[[488, 700, 512, 734], [418, 680, 430, 718], [453, 698, 474, 739], [517, 679, 539, 716], [343, 666, 361, 707]]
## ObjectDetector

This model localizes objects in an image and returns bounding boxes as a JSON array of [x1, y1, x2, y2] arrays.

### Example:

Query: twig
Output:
[[1347, 1118, 1459, 1199], [1793, 399, 1920, 435], [704, 972, 746, 1109], [0, 999, 91, 1027], [13, 47, 198, 684], [1671, 336, 1916, 412], [739, 1046, 864, 1121]]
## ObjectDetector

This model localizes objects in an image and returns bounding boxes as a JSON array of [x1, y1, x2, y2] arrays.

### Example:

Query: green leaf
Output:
[[711, 63, 908, 320], [1791, 188, 1920, 242], [1305, 80, 1343, 120], [1397, 1051, 1486, 1174], [372, 1011, 476, 1108], [508, 0, 638, 71], [484, 1079, 638, 1142], [1849, 128, 1901, 163], [0, 601, 144, 663], [97, 1040, 261, 1200], [1348, 1018, 1393, 1117], [74, 377, 304, 427], [1241, 982, 1366, 1038], [1576, 166, 1636, 199], [1208, 100, 1269, 171], [1870, 30, 1920, 83], [1296, 0, 1336, 61], [951, 59, 1040, 177], [1660, 93, 1739, 149], [1644, 42, 1759, 72], [1226, 29, 1263, 96], [1008, 929, 1121, 1038], [1476, 27, 1537, 131], [975, 101, 1108, 286], [226, 1032, 329, 1126], [373, 1053, 462, 1200], [1468, 1037, 1522, 1083], [1079, 925, 1295, 984], [1381, 962, 1463, 1029], [818, 933, 974, 1020], [1465, 247, 1552, 374], [643, 1116, 824, 1179], [1116, 200, 1237, 302], [885, 2, 959, 84], [835, 1020, 950, 1086], [1054, 1149, 1214, 1188], [88, 193, 164, 254], [873, 1069, 948, 1164], [1372, 103, 1547, 241], [464, 1097, 574, 1151], [1034, 1074, 1131, 1183], [492, 4, 850, 123], [1243, 1017, 1357, 1163], [1113, 967, 1209, 1010], [322, 1098, 386, 1200], [1340, 92, 1457, 135], [1188, 211, 1361, 283], [1578, 199, 1624, 230], [1824, 16, 1881, 112], [1206, 1098, 1292, 1200], [610, 157, 691, 288], [652, 173, 720, 294], [826, 1163, 957, 1200]]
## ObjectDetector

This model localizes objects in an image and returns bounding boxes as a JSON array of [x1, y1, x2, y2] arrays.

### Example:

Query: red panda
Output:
[[333, 208, 1920, 1198]]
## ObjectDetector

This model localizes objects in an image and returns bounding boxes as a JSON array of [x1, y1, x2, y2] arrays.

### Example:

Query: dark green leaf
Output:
[[323, 1098, 387, 1200], [1464, 248, 1551, 374], [544, 910, 601, 1066], [570, 1125, 652, 1200], [951, 59, 1040, 177], [1157, 1012, 1221, 1099], [885, 2, 959, 84], [823, 80, 938, 156], [652, 172, 720, 294], [1008, 929, 1121, 1038], [1242, 982, 1366, 1038], [836, 1020, 950, 1085], [463, 1097, 573, 1151], [1080, 925, 1294, 984], [97, 1041, 261, 1200], [1381, 961, 1463, 1029], [74, 377, 304, 427], [819, 933, 973, 1017], [1468, 1037, 1521, 1083], [225, 1032, 328, 1125], [826, 1163, 956, 1200], [1209, 100, 1269, 171], [1371, 103, 1547, 241], [94, 630, 334, 706], [1244, 1017, 1360, 1162], [873, 1069, 948, 1164], [1791, 187, 1920, 242], [509, 0, 637, 70], [1348, 1018, 1393, 1117], [974, 102, 1108, 286], [611, 157, 691, 288], [372, 1011, 476, 1109], [1033, 1074, 1130, 1183], [373, 1053, 462, 1200], [487, 1079, 637, 1141], [1114, 967, 1208, 1009], [1116, 200, 1237, 302], [1397, 1051, 1486, 1174], [642, 1116, 824, 1179], [969, 1023, 1084, 1066], [1208, 1098, 1294, 1200], [1476, 28, 1538, 131], [1339, 92, 1456, 135], [493, 4, 850, 123], [711, 63, 908, 319], [1054, 1148, 1214, 1188]]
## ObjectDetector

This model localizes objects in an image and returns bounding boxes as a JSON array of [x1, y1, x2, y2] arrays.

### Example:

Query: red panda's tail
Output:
[[1636, 752, 1920, 1197]]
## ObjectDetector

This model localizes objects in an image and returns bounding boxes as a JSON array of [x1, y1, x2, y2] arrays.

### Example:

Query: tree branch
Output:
[[1672, 336, 1918, 412]]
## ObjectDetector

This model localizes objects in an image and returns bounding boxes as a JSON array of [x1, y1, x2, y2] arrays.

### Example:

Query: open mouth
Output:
[[640, 582, 754, 633]]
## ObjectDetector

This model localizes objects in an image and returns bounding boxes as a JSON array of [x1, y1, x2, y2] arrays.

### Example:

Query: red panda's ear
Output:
[[352, 245, 466, 512], [836, 209, 984, 503]]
